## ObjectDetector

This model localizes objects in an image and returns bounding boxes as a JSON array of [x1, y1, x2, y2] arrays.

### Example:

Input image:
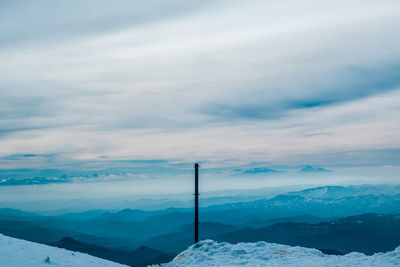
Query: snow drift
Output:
[[0, 234, 127, 267], [159, 240, 400, 267]]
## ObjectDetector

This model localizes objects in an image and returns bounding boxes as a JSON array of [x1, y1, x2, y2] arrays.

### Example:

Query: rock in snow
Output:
[[159, 240, 400, 267], [0, 234, 127, 267]]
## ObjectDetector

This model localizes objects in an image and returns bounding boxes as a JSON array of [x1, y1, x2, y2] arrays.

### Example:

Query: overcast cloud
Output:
[[1, 0, 400, 183]]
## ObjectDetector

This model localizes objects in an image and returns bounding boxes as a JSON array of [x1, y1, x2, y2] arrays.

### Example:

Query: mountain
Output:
[[51, 237, 173, 267], [0, 209, 194, 249], [2, 184, 400, 260], [241, 167, 283, 174], [0, 208, 39, 220], [0, 176, 69, 186], [80, 210, 193, 243], [2, 184, 400, 249], [246, 214, 332, 229], [163, 240, 400, 266], [143, 222, 240, 253], [0, 234, 126, 267], [95, 209, 157, 222], [283, 184, 400, 199], [57, 210, 110, 221], [215, 213, 400, 255], [0, 222, 132, 250], [201, 187, 400, 224], [141, 213, 400, 255], [300, 165, 329, 172]]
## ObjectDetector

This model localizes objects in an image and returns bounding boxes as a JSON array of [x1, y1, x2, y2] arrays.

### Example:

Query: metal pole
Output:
[[194, 163, 199, 243]]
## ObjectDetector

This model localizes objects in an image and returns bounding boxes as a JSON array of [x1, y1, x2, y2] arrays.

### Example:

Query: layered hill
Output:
[[51, 237, 173, 267]]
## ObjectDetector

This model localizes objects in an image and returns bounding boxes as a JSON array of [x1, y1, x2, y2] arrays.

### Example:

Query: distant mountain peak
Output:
[[300, 165, 329, 172], [242, 167, 283, 174]]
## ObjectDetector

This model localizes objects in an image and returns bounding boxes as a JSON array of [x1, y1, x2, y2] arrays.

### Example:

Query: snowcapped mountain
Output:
[[283, 184, 400, 199], [159, 240, 400, 267], [203, 188, 400, 222], [0, 234, 126, 267]]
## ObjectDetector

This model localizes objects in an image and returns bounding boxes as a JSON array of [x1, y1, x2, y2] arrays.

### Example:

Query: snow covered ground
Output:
[[159, 240, 400, 267], [0, 234, 127, 267], [2, 233, 400, 267]]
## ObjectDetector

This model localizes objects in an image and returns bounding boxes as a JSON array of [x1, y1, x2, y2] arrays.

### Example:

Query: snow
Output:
[[0, 234, 127, 267], [159, 240, 400, 267], [2, 233, 400, 267]]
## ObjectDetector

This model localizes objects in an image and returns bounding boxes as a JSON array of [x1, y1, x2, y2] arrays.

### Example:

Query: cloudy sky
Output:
[[0, 0, 400, 194]]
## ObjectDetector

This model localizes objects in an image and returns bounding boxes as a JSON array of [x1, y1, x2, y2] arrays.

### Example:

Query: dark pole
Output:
[[194, 163, 199, 243]]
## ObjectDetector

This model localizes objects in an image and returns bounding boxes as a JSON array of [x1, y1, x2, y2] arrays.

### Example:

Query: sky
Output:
[[0, 1, 400, 201]]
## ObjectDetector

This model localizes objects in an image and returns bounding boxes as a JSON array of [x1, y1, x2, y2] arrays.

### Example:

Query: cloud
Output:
[[0, 0, 399, 177], [0, 0, 219, 48], [204, 63, 400, 120]]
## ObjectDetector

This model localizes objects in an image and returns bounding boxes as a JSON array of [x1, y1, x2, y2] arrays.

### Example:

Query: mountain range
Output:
[[51, 237, 173, 267], [1, 184, 400, 266]]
